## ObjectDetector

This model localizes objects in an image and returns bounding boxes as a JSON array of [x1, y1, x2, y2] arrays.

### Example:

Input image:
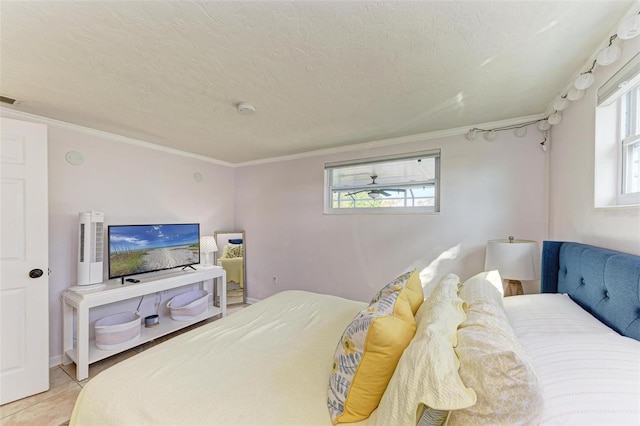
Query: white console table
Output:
[[62, 266, 226, 381]]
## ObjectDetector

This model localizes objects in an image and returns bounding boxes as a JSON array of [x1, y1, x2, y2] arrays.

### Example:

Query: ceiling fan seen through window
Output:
[[345, 175, 406, 199]]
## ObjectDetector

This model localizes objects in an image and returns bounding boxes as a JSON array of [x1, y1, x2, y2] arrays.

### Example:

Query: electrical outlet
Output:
[[272, 276, 277, 286]]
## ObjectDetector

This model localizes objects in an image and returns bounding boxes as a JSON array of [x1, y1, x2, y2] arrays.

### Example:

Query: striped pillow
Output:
[[417, 405, 449, 426]]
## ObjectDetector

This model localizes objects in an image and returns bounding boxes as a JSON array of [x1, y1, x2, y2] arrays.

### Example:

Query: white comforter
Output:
[[71, 290, 366, 425], [71, 290, 640, 426]]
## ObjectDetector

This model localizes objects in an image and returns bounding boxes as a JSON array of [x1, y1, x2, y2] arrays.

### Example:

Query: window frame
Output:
[[324, 149, 441, 215], [617, 79, 640, 206], [595, 52, 640, 208]]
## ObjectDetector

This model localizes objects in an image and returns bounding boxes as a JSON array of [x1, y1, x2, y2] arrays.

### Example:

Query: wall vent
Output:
[[0, 96, 17, 105]]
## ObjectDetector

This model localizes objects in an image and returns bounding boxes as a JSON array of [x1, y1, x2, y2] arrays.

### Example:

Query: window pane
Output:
[[622, 85, 639, 138], [332, 184, 435, 209], [622, 84, 640, 196], [624, 135, 640, 194], [635, 86, 640, 136], [329, 157, 436, 188], [326, 150, 440, 213]]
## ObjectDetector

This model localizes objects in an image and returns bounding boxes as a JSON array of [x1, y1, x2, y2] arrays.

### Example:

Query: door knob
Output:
[[29, 269, 44, 278]]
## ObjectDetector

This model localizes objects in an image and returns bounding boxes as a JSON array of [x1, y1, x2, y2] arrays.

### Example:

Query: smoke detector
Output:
[[236, 102, 256, 114]]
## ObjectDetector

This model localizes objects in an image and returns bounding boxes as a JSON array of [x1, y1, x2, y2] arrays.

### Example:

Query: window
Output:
[[595, 53, 640, 207], [324, 149, 440, 214], [621, 85, 640, 197]]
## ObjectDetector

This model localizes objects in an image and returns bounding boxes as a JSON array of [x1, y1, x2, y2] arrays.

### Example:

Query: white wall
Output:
[[235, 128, 547, 302], [548, 46, 640, 255], [1, 112, 236, 364], [3, 111, 548, 364]]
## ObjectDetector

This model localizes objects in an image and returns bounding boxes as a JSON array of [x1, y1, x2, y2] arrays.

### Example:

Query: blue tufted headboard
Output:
[[541, 241, 640, 341]]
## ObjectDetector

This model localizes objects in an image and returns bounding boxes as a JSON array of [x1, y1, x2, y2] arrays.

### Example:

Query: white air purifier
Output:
[[77, 211, 104, 286]]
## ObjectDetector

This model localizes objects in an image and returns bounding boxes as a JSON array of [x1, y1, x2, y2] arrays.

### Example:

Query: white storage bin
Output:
[[167, 290, 208, 321], [94, 312, 141, 350]]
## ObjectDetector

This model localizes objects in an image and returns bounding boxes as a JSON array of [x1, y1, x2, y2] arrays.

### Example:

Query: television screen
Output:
[[108, 223, 200, 280]]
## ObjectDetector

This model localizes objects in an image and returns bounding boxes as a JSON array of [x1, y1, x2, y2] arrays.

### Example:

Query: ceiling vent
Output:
[[0, 95, 19, 105]]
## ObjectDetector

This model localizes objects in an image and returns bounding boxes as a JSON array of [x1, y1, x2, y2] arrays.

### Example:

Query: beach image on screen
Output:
[[109, 224, 200, 278]]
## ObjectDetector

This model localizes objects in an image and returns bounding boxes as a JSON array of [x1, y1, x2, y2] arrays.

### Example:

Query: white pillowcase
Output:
[[503, 293, 617, 336], [371, 274, 476, 426], [415, 273, 461, 324], [448, 300, 544, 426], [458, 270, 504, 309]]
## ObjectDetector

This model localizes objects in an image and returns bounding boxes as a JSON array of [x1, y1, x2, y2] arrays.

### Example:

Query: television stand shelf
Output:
[[62, 266, 226, 381]]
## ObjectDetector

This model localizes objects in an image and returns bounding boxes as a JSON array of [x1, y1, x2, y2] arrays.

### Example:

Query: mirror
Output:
[[213, 231, 246, 306]]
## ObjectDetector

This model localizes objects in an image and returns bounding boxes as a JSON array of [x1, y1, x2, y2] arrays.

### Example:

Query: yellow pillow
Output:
[[328, 290, 416, 424], [224, 244, 243, 258], [369, 269, 424, 315]]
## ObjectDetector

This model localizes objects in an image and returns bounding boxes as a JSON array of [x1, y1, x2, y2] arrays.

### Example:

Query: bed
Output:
[[70, 241, 640, 425]]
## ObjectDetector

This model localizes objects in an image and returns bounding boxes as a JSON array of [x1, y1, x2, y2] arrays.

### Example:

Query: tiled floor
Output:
[[1, 305, 248, 426]]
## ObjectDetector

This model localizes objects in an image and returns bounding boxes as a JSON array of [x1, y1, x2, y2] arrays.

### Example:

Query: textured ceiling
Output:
[[0, 1, 635, 164]]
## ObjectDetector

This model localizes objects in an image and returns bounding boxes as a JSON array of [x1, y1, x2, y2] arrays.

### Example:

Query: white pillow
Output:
[[371, 279, 476, 426], [448, 300, 544, 426], [503, 293, 617, 336], [458, 270, 504, 308], [415, 273, 460, 324]]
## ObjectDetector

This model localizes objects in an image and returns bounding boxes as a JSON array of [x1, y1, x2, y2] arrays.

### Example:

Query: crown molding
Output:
[[0, 107, 234, 167], [235, 113, 546, 167], [1, 107, 544, 168]]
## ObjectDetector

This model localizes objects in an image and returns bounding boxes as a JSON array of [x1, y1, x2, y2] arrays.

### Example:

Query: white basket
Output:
[[167, 290, 208, 321], [94, 312, 141, 350]]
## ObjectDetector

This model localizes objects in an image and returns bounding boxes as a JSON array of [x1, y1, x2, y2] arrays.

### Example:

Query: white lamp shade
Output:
[[617, 14, 640, 40], [485, 238, 540, 281], [596, 45, 622, 66], [548, 111, 563, 125], [552, 97, 570, 111], [537, 120, 551, 131], [574, 73, 595, 90], [200, 236, 218, 254], [485, 130, 497, 141], [566, 87, 585, 101]]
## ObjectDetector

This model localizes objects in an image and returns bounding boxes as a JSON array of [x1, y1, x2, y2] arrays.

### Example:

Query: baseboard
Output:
[[49, 354, 63, 368], [246, 297, 259, 304]]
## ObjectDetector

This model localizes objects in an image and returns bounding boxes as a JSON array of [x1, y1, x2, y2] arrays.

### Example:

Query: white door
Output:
[[0, 117, 49, 405]]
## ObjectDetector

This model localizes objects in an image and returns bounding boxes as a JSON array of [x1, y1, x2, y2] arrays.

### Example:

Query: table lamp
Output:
[[200, 236, 218, 267], [484, 236, 540, 296]]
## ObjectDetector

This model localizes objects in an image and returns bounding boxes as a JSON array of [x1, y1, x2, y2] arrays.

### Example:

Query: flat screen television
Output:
[[108, 223, 200, 280]]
